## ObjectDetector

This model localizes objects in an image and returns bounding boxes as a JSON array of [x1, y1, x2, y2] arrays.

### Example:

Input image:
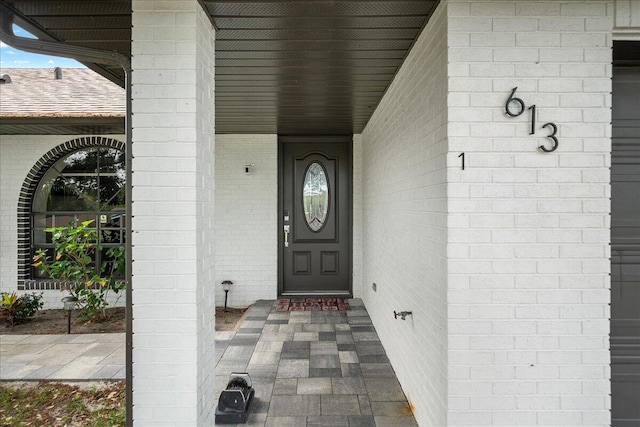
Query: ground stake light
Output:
[[222, 280, 233, 312], [61, 295, 78, 334], [215, 372, 254, 424]]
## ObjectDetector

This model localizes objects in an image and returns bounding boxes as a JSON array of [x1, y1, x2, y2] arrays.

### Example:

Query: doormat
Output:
[[276, 298, 350, 312]]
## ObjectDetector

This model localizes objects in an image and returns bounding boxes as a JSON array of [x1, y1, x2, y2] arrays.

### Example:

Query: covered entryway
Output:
[[1, 1, 632, 426], [279, 136, 352, 296]]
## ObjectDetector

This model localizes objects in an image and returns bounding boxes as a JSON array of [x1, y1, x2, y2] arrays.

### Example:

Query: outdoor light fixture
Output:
[[222, 281, 233, 312], [215, 372, 254, 424], [61, 295, 78, 334]]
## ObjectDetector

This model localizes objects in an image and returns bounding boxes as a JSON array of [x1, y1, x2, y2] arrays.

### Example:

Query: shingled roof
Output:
[[0, 68, 125, 134], [0, 68, 124, 118]]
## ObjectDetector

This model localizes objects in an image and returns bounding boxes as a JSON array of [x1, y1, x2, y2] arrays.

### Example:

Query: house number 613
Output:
[[505, 87, 559, 153]]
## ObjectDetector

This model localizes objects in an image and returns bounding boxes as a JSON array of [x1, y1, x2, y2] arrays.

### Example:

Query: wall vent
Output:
[[0, 74, 11, 84]]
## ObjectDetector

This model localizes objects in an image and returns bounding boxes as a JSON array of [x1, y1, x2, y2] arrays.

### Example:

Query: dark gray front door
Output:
[[612, 65, 640, 426], [279, 136, 352, 296]]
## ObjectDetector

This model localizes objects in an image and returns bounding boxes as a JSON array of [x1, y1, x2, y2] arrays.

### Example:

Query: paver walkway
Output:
[[215, 299, 418, 427], [0, 333, 125, 381], [1, 299, 417, 426]]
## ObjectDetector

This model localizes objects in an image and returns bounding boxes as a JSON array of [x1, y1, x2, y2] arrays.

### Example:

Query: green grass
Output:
[[0, 381, 125, 427]]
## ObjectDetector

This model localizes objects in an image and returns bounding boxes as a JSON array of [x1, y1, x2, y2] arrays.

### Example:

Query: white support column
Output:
[[131, 1, 216, 425]]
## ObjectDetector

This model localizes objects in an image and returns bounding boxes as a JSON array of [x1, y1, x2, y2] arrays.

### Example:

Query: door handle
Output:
[[284, 225, 290, 248]]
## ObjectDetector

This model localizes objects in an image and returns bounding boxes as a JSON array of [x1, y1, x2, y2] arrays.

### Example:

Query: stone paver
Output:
[[215, 299, 418, 427], [0, 333, 125, 380]]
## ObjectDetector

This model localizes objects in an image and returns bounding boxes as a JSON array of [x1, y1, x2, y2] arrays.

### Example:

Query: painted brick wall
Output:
[[353, 134, 364, 298], [361, 3, 449, 425], [446, 1, 612, 425], [194, 5, 216, 424], [0, 135, 126, 308], [214, 135, 277, 307], [0, 136, 66, 301], [131, 1, 216, 425], [614, 0, 640, 33]]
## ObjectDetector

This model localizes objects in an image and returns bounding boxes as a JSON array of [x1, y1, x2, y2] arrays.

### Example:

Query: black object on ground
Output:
[[215, 373, 255, 424]]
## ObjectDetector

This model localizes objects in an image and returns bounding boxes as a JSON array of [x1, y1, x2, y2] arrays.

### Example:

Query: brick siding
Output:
[[446, 1, 612, 425]]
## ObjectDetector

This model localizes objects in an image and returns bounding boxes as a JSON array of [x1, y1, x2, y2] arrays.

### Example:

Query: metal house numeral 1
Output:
[[505, 87, 559, 153]]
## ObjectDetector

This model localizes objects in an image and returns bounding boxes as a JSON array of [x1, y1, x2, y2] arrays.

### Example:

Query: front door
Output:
[[611, 64, 640, 426], [279, 136, 352, 296]]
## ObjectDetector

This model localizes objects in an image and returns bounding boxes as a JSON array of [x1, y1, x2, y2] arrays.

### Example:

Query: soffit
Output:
[[1, 0, 439, 135]]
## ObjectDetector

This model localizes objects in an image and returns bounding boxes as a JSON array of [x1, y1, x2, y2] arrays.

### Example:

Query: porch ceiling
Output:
[[1, 0, 439, 135]]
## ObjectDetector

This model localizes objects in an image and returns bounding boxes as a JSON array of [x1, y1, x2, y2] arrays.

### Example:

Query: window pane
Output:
[[32, 247, 54, 278], [47, 175, 99, 211], [101, 247, 124, 279], [76, 213, 97, 224], [303, 162, 329, 232], [33, 168, 61, 213], [100, 229, 122, 244], [32, 214, 51, 244], [100, 176, 126, 210], [99, 148, 125, 173], [54, 215, 75, 227], [33, 214, 48, 228], [62, 149, 98, 174]]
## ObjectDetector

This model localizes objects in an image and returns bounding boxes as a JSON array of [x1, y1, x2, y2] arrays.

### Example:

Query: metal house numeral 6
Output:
[[505, 87, 559, 153]]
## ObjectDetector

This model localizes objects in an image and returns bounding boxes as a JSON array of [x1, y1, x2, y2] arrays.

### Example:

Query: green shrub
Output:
[[1, 292, 43, 325], [32, 219, 125, 321]]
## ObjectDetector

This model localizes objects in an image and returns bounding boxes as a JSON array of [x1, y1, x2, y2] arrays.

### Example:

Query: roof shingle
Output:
[[0, 68, 124, 118]]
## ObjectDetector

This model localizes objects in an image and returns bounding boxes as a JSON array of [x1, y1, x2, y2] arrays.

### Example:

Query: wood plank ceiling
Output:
[[1, 0, 439, 135]]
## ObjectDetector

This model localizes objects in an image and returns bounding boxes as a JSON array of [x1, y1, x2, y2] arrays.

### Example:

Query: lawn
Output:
[[0, 381, 125, 427]]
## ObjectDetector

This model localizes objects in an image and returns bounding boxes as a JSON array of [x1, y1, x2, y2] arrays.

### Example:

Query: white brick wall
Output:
[[194, 5, 216, 424], [353, 134, 364, 298], [214, 134, 277, 307], [131, 1, 216, 425], [0, 135, 66, 300], [447, 1, 612, 425], [361, 3, 449, 425], [0, 135, 126, 308], [614, 0, 640, 36]]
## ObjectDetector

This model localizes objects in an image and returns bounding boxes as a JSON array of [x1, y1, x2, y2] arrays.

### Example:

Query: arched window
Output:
[[32, 147, 126, 279], [17, 137, 126, 289]]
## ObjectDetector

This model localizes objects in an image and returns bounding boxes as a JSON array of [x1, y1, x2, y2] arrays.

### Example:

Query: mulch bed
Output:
[[276, 298, 350, 312], [2, 306, 249, 334], [0, 307, 126, 335]]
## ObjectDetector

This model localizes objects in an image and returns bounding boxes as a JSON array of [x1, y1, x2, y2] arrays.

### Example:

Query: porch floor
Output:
[[215, 299, 418, 427]]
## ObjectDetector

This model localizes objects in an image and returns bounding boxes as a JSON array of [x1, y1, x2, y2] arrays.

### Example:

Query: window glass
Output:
[[31, 147, 125, 279], [303, 162, 329, 232]]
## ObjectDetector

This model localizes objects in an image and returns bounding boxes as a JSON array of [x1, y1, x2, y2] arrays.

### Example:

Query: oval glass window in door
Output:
[[303, 162, 329, 232]]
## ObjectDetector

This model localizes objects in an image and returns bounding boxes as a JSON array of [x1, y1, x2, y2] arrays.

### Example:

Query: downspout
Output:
[[0, 10, 134, 427]]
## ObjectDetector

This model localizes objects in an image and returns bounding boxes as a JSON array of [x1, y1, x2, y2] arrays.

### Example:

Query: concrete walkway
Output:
[[0, 333, 125, 381]]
